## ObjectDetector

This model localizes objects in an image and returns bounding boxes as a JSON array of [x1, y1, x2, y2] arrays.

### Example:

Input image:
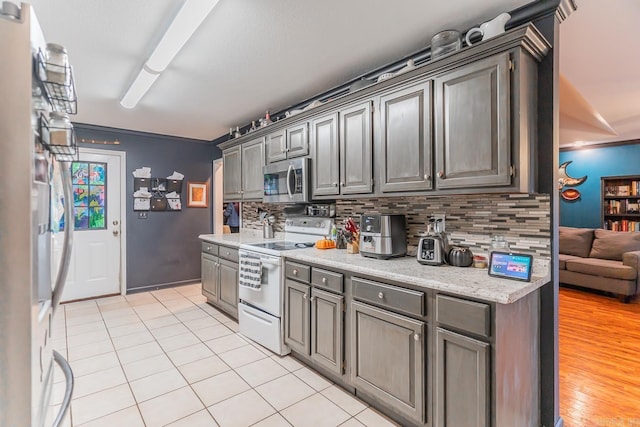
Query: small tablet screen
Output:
[[488, 252, 533, 282]]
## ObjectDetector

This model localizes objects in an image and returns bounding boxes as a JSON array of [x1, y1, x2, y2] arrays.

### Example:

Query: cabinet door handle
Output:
[[303, 293, 307, 299], [226, 251, 230, 256], [424, 174, 431, 180], [293, 269, 298, 275], [310, 296, 315, 301], [322, 277, 327, 284], [378, 292, 384, 299], [340, 182, 344, 186], [437, 170, 445, 178], [414, 333, 420, 341], [333, 182, 338, 187]]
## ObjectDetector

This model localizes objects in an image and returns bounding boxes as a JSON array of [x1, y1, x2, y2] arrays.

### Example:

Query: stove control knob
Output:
[[366, 225, 372, 232]]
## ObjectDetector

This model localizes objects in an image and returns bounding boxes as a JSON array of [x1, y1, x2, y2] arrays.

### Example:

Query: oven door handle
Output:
[[260, 257, 280, 266]]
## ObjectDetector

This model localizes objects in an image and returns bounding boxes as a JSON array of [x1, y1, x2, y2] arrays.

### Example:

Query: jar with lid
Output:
[[48, 112, 73, 147], [45, 43, 69, 85], [489, 235, 510, 254]]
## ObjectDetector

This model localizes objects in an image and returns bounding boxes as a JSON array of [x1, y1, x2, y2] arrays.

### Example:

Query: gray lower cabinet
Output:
[[201, 253, 218, 302], [201, 245, 238, 320], [434, 52, 511, 189], [218, 259, 238, 318], [435, 327, 489, 427], [350, 300, 425, 424], [378, 80, 433, 193], [222, 145, 242, 201], [284, 279, 310, 355], [310, 287, 344, 375], [240, 137, 265, 200]]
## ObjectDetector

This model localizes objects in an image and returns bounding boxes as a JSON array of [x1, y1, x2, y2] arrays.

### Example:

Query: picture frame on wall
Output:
[[187, 181, 208, 208]]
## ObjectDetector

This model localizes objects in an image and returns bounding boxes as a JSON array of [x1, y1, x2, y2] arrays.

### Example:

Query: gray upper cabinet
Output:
[[222, 145, 242, 201], [434, 52, 511, 189], [435, 327, 489, 427], [378, 80, 433, 193], [284, 279, 310, 355], [310, 287, 344, 375], [350, 300, 425, 424], [223, 138, 264, 202], [311, 101, 373, 198], [311, 112, 340, 196], [266, 128, 287, 163], [287, 122, 309, 158], [266, 123, 308, 164], [340, 101, 373, 194], [241, 138, 265, 200]]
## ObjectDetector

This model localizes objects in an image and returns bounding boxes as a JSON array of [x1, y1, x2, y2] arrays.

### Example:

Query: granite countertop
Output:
[[198, 230, 550, 304]]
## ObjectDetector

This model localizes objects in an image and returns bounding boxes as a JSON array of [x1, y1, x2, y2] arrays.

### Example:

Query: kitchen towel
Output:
[[239, 253, 262, 290]]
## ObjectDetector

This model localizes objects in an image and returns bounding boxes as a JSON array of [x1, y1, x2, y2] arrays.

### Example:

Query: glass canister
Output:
[[48, 112, 73, 147], [489, 235, 510, 254], [431, 30, 462, 60], [45, 43, 69, 85]]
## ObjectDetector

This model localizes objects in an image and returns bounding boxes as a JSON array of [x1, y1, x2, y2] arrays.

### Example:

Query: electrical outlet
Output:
[[431, 214, 445, 232], [138, 212, 148, 219]]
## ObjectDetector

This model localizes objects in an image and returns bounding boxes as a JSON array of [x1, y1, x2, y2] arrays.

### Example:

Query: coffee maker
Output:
[[359, 214, 407, 259]]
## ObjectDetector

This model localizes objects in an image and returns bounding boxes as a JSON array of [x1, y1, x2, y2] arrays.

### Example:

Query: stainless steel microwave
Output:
[[263, 157, 311, 204]]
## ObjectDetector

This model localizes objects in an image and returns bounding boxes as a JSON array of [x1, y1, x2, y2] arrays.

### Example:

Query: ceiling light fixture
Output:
[[120, 0, 220, 109]]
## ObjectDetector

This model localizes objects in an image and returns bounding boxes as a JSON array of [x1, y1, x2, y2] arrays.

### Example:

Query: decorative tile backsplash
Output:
[[241, 194, 551, 257]]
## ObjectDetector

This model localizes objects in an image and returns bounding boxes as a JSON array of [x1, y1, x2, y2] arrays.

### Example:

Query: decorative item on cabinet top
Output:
[[132, 168, 184, 211]]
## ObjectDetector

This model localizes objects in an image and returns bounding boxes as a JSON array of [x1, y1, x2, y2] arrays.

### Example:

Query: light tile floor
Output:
[[51, 284, 400, 427]]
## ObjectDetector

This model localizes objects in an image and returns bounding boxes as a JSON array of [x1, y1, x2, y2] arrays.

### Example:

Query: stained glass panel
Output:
[[90, 163, 105, 185], [65, 161, 107, 231], [73, 185, 88, 206], [89, 207, 105, 229], [74, 207, 89, 229], [89, 186, 104, 207], [72, 163, 88, 185]]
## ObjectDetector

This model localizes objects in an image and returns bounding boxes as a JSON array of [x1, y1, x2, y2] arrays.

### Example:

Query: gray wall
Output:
[[75, 124, 215, 291]]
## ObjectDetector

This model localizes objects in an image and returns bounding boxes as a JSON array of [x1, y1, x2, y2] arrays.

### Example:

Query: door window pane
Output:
[[64, 161, 107, 230]]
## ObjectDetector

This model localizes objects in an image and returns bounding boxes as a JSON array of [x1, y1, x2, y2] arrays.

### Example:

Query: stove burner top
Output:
[[245, 241, 315, 251]]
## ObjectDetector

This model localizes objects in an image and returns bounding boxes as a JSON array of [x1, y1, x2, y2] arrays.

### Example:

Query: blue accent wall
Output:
[[75, 124, 216, 291], [559, 143, 640, 228]]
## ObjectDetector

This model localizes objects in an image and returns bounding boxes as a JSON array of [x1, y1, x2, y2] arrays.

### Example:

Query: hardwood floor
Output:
[[560, 287, 640, 427]]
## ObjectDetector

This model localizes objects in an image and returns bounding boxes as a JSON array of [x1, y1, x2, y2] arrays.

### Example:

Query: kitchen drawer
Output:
[[201, 242, 218, 256], [218, 245, 238, 263], [311, 268, 343, 293], [435, 294, 491, 338], [285, 261, 310, 283], [352, 277, 424, 317]]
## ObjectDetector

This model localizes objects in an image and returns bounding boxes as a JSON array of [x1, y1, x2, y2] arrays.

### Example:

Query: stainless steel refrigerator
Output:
[[0, 2, 76, 426]]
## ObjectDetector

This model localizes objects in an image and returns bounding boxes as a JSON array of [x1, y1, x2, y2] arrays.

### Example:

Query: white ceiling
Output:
[[27, 0, 640, 147], [559, 0, 640, 146]]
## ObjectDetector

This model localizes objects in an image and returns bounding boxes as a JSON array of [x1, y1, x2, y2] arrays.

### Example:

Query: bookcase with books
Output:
[[602, 175, 640, 232]]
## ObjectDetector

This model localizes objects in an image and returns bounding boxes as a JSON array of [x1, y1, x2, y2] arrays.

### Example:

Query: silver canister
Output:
[[45, 43, 69, 85], [431, 30, 462, 60], [48, 112, 73, 146]]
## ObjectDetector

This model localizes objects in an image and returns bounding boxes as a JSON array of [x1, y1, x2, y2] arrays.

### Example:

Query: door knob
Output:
[[378, 292, 384, 299], [112, 220, 119, 226], [414, 333, 420, 341], [437, 170, 445, 178], [113, 230, 119, 236]]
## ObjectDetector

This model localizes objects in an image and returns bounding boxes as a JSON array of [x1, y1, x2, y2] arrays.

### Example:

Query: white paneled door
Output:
[[60, 148, 124, 302]]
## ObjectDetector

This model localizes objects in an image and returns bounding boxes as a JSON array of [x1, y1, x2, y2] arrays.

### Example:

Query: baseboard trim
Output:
[[126, 279, 200, 294]]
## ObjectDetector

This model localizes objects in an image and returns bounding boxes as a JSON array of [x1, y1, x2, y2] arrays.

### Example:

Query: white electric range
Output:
[[237, 217, 333, 355]]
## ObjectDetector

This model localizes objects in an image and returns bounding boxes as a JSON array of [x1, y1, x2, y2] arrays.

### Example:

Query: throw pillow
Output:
[[559, 226, 594, 258], [590, 229, 640, 261]]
